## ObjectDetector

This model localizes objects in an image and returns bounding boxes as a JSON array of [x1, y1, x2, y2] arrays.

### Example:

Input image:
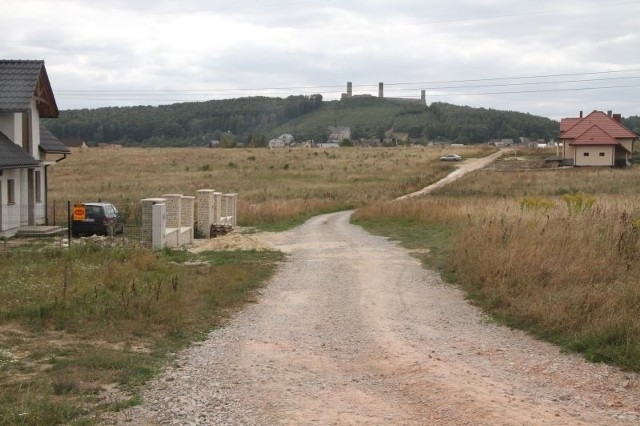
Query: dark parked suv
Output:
[[72, 202, 124, 237]]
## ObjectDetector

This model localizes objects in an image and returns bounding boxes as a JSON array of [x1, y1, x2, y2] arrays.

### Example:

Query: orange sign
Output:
[[73, 203, 86, 221]]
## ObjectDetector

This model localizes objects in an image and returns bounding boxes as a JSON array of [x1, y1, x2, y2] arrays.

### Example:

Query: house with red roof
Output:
[[0, 60, 68, 237], [559, 110, 637, 167]]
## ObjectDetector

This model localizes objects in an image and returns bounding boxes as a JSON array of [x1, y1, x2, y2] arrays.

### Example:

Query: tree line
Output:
[[44, 94, 567, 147]]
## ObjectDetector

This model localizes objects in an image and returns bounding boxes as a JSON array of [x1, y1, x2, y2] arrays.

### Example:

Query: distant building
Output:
[[328, 126, 350, 143], [97, 142, 123, 149], [340, 81, 426, 105], [61, 138, 88, 149], [268, 133, 294, 149], [559, 110, 637, 167]]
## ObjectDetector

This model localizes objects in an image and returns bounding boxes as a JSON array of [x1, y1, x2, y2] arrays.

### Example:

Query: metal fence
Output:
[[47, 199, 143, 227], [0, 200, 144, 252]]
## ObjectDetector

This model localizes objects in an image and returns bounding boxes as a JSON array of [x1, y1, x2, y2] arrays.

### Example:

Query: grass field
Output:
[[354, 149, 640, 372], [2, 145, 495, 424], [47, 145, 495, 229]]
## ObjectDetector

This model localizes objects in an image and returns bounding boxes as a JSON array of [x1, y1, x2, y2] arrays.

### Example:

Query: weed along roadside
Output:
[[353, 153, 640, 373]]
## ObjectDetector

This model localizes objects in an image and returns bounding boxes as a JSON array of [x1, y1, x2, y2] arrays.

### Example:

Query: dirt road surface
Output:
[[397, 149, 507, 200], [115, 210, 640, 425]]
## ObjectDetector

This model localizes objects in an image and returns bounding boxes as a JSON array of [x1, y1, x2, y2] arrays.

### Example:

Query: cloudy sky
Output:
[[3, 0, 640, 119]]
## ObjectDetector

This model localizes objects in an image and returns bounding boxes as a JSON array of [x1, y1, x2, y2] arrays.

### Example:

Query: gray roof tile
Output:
[[0, 60, 58, 117], [39, 125, 70, 154], [0, 130, 39, 169]]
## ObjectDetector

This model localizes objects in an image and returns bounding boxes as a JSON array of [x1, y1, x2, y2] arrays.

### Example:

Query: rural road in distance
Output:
[[117, 207, 640, 425]]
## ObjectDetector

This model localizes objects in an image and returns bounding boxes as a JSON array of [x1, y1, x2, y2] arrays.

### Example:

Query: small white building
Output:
[[268, 133, 294, 148], [328, 126, 351, 143]]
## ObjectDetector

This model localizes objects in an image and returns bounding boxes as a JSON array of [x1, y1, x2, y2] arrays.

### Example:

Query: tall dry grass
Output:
[[48, 145, 495, 228], [451, 195, 640, 366], [355, 176, 640, 370]]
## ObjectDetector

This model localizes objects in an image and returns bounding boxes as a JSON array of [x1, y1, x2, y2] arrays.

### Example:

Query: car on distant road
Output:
[[72, 202, 124, 237], [440, 154, 462, 161]]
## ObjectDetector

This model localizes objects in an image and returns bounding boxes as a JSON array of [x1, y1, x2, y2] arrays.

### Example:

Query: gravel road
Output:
[[114, 210, 640, 425]]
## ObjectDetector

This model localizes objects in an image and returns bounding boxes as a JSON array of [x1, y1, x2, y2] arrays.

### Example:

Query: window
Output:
[[599, 152, 605, 157], [583, 152, 590, 157], [35, 170, 41, 203], [7, 179, 15, 205]]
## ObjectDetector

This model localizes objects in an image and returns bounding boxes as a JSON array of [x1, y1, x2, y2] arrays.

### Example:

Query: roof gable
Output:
[[561, 111, 636, 139], [570, 125, 618, 146], [0, 60, 58, 118], [0, 130, 39, 169]]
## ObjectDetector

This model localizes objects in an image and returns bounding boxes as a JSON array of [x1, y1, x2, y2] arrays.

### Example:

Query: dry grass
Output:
[[355, 165, 640, 371], [48, 145, 496, 228]]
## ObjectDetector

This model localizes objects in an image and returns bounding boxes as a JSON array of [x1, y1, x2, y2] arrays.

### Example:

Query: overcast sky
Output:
[[3, 0, 640, 119]]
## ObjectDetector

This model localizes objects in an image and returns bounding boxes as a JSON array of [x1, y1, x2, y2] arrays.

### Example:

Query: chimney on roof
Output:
[[347, 82, 352, 97], [608, 110, 613, 117], [613, 113, 622, 123], [579, 110, 583, 118], [421, 90, 426, 103], [379, 82, 384, 98]]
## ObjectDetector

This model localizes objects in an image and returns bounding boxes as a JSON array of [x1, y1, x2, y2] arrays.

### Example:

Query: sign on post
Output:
[[73, 203, 86, 221]]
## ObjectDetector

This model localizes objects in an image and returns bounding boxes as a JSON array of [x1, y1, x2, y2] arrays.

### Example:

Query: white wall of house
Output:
[[574, 146, 614, 167], [0, 106, 47, 234], [620, 139, 634, 154], [0, 169, 23, 236], [29, 100, 42, 161]]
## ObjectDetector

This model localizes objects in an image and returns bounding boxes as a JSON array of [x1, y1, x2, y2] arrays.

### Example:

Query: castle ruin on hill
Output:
[[340, 81, 426, 106]]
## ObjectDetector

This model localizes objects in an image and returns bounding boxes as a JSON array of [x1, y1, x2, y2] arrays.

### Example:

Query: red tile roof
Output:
[[561, 110, 636, 139], [570, 125, 618, 146], [560, 118, 581, 133]]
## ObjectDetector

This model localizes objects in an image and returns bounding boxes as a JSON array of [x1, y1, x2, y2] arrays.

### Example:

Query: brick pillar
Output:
[[181, 195, 195, 244], [213, 192, 222, 224], [140, 198, 166, 248], [228, 193, 238, 226], [162, 194, 183, 245], [196, 189, 215, 238]]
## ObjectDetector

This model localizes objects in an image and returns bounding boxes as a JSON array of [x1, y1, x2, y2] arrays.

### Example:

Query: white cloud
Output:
[[2, 0, 639, 118]]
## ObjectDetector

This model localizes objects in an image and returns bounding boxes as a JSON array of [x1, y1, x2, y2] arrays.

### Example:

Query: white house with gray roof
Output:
[[0, 60, 68, 237]]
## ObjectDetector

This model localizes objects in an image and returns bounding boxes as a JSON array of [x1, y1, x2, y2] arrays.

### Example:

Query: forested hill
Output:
[[44, 95, 563, 147]]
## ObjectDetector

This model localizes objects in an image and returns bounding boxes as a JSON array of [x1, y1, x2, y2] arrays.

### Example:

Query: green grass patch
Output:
[[0, 243, 284, 424]]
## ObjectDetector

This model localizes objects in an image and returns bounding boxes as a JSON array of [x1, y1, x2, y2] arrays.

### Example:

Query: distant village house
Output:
[[61, 138, 88, 149], [559, 110, 637, 167]]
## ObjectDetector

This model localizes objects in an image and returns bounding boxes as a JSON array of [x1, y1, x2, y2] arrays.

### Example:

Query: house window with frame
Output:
[[7, 179, 15, 205], [583, 152, 590, 157], [35, 170, 41, 203], [599, 152, 605, 157]]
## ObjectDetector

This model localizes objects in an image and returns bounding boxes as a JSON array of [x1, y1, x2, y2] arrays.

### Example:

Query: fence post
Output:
[[67, 201, 71, 245], [141, 198, 167, 249], [196, 189, 215, 238]]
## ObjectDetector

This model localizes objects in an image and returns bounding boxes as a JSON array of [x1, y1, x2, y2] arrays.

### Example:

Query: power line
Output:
[[53, 69, 640, 102], [55, 82, 640, 102]]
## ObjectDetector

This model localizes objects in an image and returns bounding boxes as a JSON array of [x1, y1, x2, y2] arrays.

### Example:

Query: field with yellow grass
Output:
[[354, 150, 640, 371], [47, 145, 494, 229]]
